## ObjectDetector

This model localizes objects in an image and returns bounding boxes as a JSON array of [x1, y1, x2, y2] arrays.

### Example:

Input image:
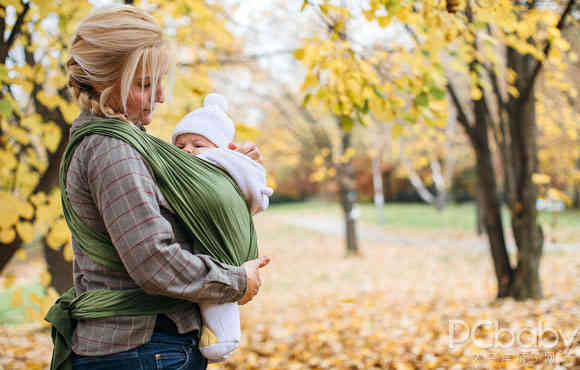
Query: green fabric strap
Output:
[[60, 119, 257, 269], [45, 287, 194, 370], [45, 119, 258, 370]]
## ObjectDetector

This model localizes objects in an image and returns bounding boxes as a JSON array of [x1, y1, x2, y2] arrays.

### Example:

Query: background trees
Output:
[[1, 0, 579, 325]]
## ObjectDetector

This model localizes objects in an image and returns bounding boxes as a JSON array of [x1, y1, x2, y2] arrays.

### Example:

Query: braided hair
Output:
[[66, 5, 173, 124]]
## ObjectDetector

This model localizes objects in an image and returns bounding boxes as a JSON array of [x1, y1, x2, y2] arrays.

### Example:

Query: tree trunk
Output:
[[472, 141, 513, 297], [475, 182, 485, 235], [506, 47, 543, 299], [337, 128, 359, 255], [30, 84, 73, 294], [0, 236, 23, 273], [43, 241, 73, 294], [372, 155, 385, 224], [574, 158, 580, 209], [470, 99, 513, 298]]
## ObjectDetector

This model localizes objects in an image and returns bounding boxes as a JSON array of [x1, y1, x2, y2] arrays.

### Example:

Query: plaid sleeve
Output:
[[85, 135, 247, 304]]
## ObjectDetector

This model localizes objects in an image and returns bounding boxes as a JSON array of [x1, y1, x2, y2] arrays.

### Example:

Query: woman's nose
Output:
[[155, 83, 165, 103]]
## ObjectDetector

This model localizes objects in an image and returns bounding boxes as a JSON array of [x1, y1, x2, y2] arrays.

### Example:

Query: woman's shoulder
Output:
[[71, 110, 142, 156]]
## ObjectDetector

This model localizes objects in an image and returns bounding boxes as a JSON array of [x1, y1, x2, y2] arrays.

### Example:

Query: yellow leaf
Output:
[[16, 221, 35, 242], [7, 126, 30, 145], [377, 15, 393, 27], [343, 148, 355, 161], [30, 192, 47, 206], [19, 201, 34, 219], [293, 48, 305, 61], [547, 188, 571, 206], [0, 192, 21, 228], [392, 123, 404, 139], [508, 86, 519, 98], [0, 150, 18, 170], [471, 87, 482, 100], [25, 307, 36, 322], [0, 227, 15, 244], [42, 122, 62, 153], [64, 240, 74, 262], [314, 155, 324, 166], [363, 10, 374, 21], [40, 271, 52, 287], [3, 273, 16, 289], [11, 288, 23, 307], [302, 72, 319, 91], [47, 218, 70, 249], [532, 173, 550, 185], [15, 249, 27, 260], [29, 292, 42, 305], [506, 68, 517, 84]]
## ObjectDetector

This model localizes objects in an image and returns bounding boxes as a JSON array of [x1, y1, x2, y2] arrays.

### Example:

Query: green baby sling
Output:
[[45, 119, 258, 370]]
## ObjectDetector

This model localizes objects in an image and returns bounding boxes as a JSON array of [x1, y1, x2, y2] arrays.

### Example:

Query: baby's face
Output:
[[175, 133, 217, 155]]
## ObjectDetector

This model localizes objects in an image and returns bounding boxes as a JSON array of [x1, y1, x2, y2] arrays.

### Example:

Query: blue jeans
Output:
[[71, 331, 208, 370]]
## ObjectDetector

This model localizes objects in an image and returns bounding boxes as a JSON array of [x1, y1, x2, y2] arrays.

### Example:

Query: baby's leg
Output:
[[198, 302, 241, 362]]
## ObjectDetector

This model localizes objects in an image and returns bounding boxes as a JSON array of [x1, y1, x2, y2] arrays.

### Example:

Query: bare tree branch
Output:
[[446, 81, 474, 139], [0, 1, 30, 62], [0, 6, 6, 46], [180, 49, 294, 67]]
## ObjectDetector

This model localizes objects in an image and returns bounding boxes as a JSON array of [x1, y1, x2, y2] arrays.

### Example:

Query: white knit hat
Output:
[[171, 93, 235, 148]]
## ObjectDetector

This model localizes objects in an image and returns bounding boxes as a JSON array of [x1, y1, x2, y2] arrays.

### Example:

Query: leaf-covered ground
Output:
[[1, 210, 578, 369]]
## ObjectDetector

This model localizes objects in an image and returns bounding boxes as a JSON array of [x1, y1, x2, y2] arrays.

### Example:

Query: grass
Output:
[[0, 283, 45, 325], [269, 200, 580, 241]]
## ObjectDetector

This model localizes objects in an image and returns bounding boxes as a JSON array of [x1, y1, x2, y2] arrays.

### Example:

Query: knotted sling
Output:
[[45, 119, 258, 370]]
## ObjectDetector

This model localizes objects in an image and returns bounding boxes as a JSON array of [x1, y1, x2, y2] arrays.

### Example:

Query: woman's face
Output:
[[105, 65, 166, 126], [125, 73, 165, 125]]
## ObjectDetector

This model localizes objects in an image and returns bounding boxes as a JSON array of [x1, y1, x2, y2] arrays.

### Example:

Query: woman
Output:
[[57, 5, 269, 369]]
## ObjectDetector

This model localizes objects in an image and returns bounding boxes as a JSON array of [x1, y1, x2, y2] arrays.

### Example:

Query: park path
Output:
[[272, 214, 579, 253]]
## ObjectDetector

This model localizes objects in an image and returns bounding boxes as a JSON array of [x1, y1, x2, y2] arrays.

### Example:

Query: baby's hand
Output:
[[228, 142, 263, 164]]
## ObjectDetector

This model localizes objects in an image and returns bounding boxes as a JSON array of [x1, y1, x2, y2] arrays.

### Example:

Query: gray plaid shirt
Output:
[[67, 111, 247, 356]]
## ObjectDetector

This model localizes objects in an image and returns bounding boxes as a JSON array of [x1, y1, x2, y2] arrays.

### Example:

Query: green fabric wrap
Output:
[[45, 119, 258, 370], [45, 287, 195, 370]]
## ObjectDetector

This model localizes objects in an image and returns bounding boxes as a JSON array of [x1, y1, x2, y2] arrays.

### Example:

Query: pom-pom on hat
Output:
[[172, 93, 235, 148]]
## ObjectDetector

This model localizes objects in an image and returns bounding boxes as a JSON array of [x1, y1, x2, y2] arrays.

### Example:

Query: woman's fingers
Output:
[[238, 256, 270, 305]]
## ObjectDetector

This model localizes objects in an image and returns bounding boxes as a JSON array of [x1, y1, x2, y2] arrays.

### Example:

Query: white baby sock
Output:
[[198, 301, 241, 362]]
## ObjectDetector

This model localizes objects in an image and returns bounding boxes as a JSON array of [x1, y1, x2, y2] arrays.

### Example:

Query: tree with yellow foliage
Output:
[[0, 0, 90, 293], [1, 0, 242, 306], [441, 0, 576, 299], [299, 0, 576, 300], [295, 2, 450, 254]]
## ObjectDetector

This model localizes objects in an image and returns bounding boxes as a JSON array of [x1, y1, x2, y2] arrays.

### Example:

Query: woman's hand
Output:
[[228, 142, 263, 164], [238, 256, 271, 305]]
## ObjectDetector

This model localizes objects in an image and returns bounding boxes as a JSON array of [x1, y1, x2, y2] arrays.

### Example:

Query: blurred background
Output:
[[0, 0, 579, 368]]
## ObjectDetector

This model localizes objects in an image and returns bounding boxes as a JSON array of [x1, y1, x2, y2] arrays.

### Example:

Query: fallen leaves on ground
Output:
[[0, 216, 578, 369]]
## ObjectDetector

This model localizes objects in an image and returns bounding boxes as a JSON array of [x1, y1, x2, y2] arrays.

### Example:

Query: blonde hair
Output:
[[66, 5, 174, 123]]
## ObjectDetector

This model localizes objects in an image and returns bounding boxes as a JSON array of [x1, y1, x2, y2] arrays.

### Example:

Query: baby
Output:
[[172, 93, 273, 362]]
